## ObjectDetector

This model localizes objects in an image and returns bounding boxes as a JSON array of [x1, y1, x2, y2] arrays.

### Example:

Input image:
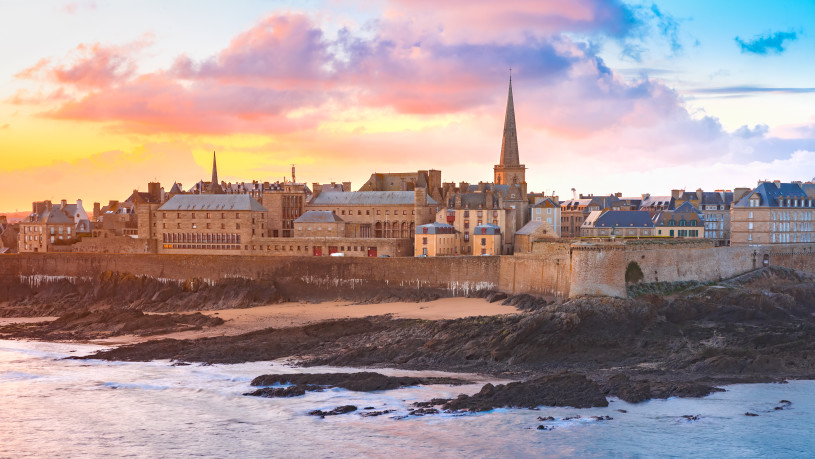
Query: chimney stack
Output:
[[342, 182, 352, 192], [312, 183, 322, 200]]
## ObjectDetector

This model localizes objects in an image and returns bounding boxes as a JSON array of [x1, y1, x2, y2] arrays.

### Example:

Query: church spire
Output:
[[211, 151, 218, 186], [499, 77, 520, 167]]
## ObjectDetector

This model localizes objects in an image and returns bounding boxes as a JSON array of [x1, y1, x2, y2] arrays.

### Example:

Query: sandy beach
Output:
[[85, 297, 517, 344]]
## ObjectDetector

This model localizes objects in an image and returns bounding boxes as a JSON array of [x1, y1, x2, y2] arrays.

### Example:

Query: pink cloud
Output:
[[16, 36, 151, 89]]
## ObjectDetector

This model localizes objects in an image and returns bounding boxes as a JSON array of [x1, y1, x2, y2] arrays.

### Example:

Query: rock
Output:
[[563, 415, 581, 421], [617, 409, 628, 413], [408, 408, 439, 416], [244, 384, 324, 398], [681, 415, 700, 421], [591, 415, 613, 421], [413, 398, 451, 408], [536, 416, 555, 421], [250, 372, 469, 392], [360, 410, 395, 417], [440, 373, 608, 412], [308, 405, 357, 418], [745, 412, 759, 416], [537, 425, 555, 431]]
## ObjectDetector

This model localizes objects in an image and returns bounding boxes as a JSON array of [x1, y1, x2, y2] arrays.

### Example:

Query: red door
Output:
[[313, 246, 322, 256], [367, 247, 377, 257]]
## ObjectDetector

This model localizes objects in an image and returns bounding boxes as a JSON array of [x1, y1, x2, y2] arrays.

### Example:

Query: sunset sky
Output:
[[2, 0, 815, 212]]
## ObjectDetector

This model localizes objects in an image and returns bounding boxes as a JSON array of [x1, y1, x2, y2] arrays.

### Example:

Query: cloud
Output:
[[734, 124, 769, 139], [688, 86, 815, 96], [735, 30, 798, 55], [15, 36, 152, 89]]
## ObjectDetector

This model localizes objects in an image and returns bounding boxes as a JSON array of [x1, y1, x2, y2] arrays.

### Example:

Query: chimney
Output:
[[414, 187, 428, 207], [45, 200, 53, 211], [572, 188, 578, 200], [291, 164, 296, 183], [486, 189, 494, 209], [342, 182, 352, 192], [733, 187, 750, 202], [696, 188, 703, 200], [312, 183, 322, 200], [61, 199, 67, 208], [477, 182, 487, 192], [671, 189, 683, 199], [615, 192, 622, 198], [641, 193, 650, 200], [0, 215, 7, 225], [459, 181, 469, 192]]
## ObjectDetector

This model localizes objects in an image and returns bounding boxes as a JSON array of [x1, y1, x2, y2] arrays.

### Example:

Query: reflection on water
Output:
[[1, 339, 814, 458]]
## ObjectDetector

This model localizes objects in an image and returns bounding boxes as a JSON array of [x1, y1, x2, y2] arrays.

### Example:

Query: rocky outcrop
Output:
[[0, 309, 224, 340]]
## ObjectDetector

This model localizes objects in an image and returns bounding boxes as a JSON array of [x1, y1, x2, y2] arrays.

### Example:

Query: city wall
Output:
[[1, 242, 814, 301]]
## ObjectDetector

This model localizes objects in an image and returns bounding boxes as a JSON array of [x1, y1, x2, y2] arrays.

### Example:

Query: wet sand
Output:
[[88, 297, 516, 344]]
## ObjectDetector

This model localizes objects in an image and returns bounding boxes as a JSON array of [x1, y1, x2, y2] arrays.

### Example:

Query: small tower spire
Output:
[[211, 151, 218, 186]]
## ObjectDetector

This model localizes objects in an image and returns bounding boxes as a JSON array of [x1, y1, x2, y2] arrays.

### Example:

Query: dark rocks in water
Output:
[[485, 292, 508, 303], [413, 398, 452, 408], [603, 373, 724, 403], [363, 406, 375, 410], [359, 409, 395, 417], [562, 415, 581, 421], [681, 415, 700, 421], [250, 372, 468, 392], [537, 425, 555, 431], [774, 399, 793, 410], [244, 384, 324, 398], [779, 400, 792, 405], [745, 412, 759, 416], [591, 415, 613, 421], [441, 373, 608, 412], [617, 409, 628, 413], [536, 416, 555, 421], [308, 405, 357, 418], [408, 408, 439, 416]]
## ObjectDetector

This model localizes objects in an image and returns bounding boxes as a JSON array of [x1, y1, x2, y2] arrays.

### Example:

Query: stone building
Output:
[[529, 198, 561, 237], [261, 181, 308, 238], [638, 194, 675, 216], [294, 211, 346, 238], [155, 194, 268, 254], [306, 188, 438, 240], [359, 170, 443, 203], [514, 220, 558, 253], [414, 222, 459, 256], [472, 223, 502, 255], [652, 202, 704, 238], [560, 195, 620, 238], [581, 210, 655, 238], [18, 201, 77, 252], [731, 180, 815, 245], [673, 188, 734, 244], [0, 216, 18, 254], [438, 182, 521, 255]]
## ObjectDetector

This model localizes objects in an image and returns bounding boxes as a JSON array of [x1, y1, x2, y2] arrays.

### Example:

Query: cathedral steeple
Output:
[[494, 77, 525, 186], [500, 77, 520, 167]]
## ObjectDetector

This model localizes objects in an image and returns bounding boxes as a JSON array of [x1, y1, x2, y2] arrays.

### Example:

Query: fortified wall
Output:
[[1, 241, 814, 301]]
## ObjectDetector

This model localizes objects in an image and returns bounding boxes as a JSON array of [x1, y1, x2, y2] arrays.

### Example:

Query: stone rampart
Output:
[[1, 241, 814, 302]]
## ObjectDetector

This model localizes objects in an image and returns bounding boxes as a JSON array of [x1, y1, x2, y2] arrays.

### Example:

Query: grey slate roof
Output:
[[158, 194, 267, 212], [639, 195, 674, 210], [416, 222, 455, 234], [295, 211, 344, 223], [515, 221, 544, 235], [311, 191, 437, 206], [735, 182, 810, 207], [40, 208, 73, 224], [473, 223, 501, 234], [674, 201, 702, 215], [592, 211, 654, 228]]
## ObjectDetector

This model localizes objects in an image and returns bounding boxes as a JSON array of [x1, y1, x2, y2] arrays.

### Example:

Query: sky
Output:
[[2, 0, 815, 212]]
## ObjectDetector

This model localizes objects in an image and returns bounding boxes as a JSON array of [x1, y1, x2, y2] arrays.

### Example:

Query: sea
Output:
[[1, 339, 813, 458]]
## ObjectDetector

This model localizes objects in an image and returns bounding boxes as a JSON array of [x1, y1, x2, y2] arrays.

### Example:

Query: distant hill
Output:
[[0, 211, 30, 224]]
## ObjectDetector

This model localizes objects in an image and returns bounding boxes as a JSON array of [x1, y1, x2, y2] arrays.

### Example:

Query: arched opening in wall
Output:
[[625, 261, 644, 284], [401, 222, 409, 238], [763, 254, 770, 267], [375, 222, 383, 238]]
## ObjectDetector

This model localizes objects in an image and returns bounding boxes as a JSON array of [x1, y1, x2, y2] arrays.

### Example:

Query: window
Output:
[[748, 222, 754, 230], [422, 237, 428, 245], [236, 223, 241, 229], [377, 210, 381, 215], [481, 238, 487, 246], [749, 211, 753, 219]]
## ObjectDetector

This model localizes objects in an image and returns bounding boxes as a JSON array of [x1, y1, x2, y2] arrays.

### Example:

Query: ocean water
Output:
[[1, 339, 814, 459]]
